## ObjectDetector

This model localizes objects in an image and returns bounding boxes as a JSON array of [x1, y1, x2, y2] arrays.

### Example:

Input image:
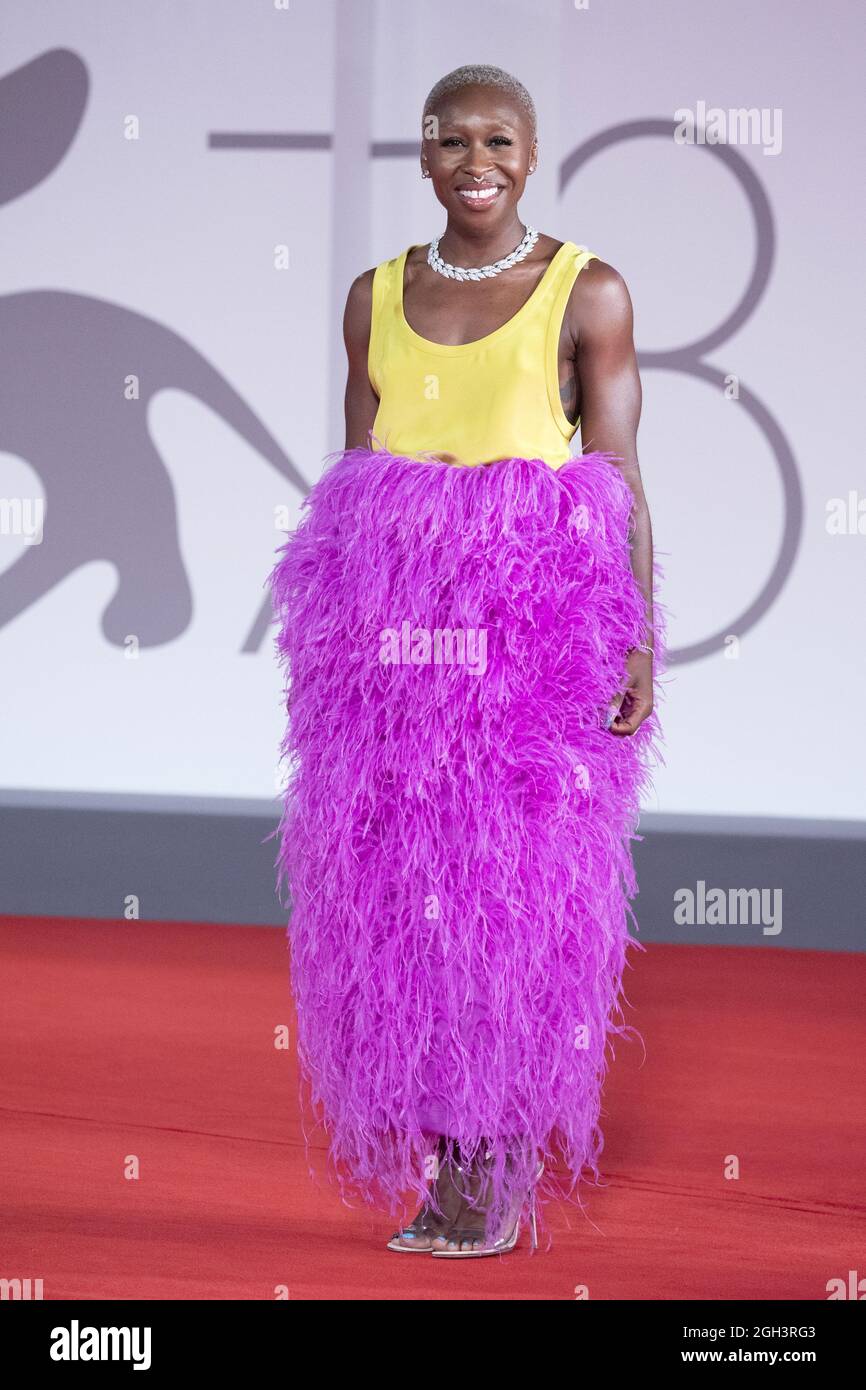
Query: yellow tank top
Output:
[[367, 240, 598, 469]]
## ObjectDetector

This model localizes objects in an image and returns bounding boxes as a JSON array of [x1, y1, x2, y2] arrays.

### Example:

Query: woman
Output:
[[269, 64, 663, 1258]]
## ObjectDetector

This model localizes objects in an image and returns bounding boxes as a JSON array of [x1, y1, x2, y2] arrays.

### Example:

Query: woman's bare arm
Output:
[[572, 261, 655, 736], [343, 269, 379, 450]]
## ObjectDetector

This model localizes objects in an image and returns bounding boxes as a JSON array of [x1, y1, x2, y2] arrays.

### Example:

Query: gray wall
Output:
[[1, 2, 862, 941], [1, 792, 862, 952]]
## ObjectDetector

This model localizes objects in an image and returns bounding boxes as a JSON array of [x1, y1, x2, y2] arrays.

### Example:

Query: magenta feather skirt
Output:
[[268, 445, 665, 1239]]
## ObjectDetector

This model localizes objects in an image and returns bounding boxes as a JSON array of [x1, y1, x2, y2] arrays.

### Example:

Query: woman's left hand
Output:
[[607, 647, 654, 737]]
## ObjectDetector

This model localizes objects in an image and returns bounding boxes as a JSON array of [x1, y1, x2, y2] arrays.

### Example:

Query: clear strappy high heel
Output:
[[386, 1136, 455, 1253], [431, 1156, 544, 1259]]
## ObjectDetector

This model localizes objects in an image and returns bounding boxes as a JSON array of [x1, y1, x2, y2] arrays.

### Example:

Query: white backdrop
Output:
[[1, 0, 862, 819]]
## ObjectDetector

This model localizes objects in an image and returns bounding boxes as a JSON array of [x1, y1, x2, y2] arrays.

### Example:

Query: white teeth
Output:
[[459, 187, 499, 200]]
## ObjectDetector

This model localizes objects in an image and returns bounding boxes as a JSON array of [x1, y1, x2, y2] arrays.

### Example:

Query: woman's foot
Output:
[[431, 1149, 494, 1253], [387, 1143, 464, 1252], [431, 1149, 543, 1257]]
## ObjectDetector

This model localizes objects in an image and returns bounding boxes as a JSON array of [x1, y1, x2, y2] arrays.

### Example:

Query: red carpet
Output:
[[1, 916, 863, 1300]]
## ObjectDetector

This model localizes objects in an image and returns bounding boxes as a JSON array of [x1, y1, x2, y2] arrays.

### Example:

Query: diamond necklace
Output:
[[427, 224, 539, 281]]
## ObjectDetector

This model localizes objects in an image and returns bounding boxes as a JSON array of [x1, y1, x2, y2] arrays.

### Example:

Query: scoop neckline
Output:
[[397, 239, 575, 354]]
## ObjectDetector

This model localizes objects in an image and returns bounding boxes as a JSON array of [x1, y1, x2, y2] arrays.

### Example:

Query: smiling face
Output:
[[421, 83, 537, 229]]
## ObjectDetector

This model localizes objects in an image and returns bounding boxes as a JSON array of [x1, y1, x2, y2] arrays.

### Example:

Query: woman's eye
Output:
[[440, 136, 513, 147]]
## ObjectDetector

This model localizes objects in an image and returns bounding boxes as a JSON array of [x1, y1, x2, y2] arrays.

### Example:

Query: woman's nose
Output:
[[463, 156, 494, 179]]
